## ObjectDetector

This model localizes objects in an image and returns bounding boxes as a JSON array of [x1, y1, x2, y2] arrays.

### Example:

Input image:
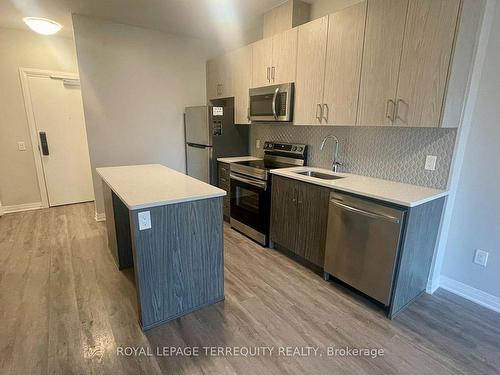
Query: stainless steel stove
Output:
[[229, 141, 307, 245]]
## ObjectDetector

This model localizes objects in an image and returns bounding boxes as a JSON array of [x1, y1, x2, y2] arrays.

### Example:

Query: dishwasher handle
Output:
[[331, 200, 401, 224]]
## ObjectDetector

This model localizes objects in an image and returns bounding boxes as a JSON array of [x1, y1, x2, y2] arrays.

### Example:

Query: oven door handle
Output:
[[230, 173, 267, 189], [272, 87, 279, 120]]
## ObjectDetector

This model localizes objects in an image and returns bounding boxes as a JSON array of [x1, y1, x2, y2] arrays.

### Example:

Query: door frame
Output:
[[19, 67, 82, 209]]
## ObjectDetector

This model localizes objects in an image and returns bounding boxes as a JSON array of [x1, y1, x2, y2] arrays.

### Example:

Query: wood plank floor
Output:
[[1, 203, 499, 374]]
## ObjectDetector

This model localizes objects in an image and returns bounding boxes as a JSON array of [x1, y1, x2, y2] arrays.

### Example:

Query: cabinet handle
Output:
[[297, 189, 303, 204], [266, 67, 270, 82], [292, 187, 297, 203], [323, 104, 329, 123], [247, 107, 250, 121], [316, 104, 323, 123], [271, 66, 275, 82], [395, 98, 407, 124], [386, 99, 395, 123]]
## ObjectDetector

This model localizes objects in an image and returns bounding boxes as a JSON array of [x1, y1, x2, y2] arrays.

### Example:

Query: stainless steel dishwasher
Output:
[[324, 192, 406, 305]]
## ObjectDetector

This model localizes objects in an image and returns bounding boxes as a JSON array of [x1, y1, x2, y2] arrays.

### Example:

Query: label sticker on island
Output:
[[212, 106, 223, 116]]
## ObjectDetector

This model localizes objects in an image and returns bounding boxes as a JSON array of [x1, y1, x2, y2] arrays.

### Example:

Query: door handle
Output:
[[39, 131, 49, 155], [331, 200, 401, 224], [386, 99, 395, 123], [230, 173, 267, 189], [316, 104, 323, 123], [323, 104, 329, 123], [297, 189, 303, 204], [395, 98, 407, 124], [272, 87, 279, 120]]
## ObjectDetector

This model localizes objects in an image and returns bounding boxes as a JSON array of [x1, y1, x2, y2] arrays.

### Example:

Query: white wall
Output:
[[0, 28, 78, 207], [441, 1, 500, 298], [72, 15, 214, 216]]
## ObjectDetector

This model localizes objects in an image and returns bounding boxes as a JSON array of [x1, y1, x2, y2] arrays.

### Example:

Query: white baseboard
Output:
[[2, 202, 43, 214], [95, 211, 106, 222], [440, 276, 500, 314]]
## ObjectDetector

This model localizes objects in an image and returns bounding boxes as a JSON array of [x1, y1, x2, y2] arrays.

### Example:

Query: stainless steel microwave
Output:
[[249, 83, 294, 122]]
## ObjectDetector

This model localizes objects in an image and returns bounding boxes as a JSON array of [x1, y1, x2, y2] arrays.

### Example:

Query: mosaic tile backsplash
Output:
[[249, 124, 457, 189]]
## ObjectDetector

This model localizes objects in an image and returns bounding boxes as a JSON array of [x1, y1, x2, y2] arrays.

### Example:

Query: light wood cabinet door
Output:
[[232, 46, 252, 124], [394, 0, 460, 127], [272, 28, 298, 85], [357, 0, 409, 126], [218, 54, 233, 98], [206, 58, 219, 100], [251, 38, 273, 87], [323, 2, 367, 125], [207, 54, 233, 100], [294, 16, 328, 125], [273, 1, 293, 35]]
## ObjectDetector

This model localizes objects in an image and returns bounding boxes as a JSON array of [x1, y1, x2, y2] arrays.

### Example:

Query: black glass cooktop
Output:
[[234, 159, 295, 170]]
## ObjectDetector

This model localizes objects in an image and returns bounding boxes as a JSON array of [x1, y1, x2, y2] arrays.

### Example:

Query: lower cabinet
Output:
[[270, 175, 330, 267]]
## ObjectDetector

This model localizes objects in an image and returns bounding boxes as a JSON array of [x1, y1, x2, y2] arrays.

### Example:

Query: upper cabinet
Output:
[[251, 28, 298, 88], [263, 0, 310, 38], [394, 0, 461, 127], [206, 54, 233, 100], [207, 0, 471, 128], [357, 0, 409, 126], [294, 16, 328, 125], [322, 2, 367, 125], [232, 45, 252, 124], [358, 0, 461, 127], [294, 3, 366, 126], [251, 37, 273, 87]]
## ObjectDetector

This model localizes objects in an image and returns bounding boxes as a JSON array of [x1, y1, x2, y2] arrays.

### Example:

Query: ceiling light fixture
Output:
[[23, 17, 62, 35]]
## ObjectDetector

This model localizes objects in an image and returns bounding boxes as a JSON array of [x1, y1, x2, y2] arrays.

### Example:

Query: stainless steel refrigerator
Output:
[[185, 98, 249, 185]]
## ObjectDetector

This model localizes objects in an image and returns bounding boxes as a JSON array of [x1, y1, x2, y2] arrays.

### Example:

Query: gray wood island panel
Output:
[[97, 164, 226, 330], [129, 197, 224, 329]]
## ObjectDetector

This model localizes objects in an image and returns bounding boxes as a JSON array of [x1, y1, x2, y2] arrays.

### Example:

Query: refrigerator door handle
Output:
[[187, 143, 211, 149]]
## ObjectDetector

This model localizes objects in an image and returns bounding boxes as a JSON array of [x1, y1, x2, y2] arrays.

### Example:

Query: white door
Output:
[[27, 75, 94, 206]]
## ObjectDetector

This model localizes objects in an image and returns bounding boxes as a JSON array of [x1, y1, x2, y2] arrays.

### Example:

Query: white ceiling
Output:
[[0, 0, 310, 45]]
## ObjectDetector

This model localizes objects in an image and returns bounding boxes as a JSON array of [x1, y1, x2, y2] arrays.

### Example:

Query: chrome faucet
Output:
[[320, 134, 342, 172]]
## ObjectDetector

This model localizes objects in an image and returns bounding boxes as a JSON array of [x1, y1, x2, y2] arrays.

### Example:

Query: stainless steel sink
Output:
[[295, 171, 344, 180]]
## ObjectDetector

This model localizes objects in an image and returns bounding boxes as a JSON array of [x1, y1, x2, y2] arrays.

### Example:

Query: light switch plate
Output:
[[18, 141, 26, 151], [425, 155, 437, 171], [473, 249, 488, 267], [138, 211, 151, 230]]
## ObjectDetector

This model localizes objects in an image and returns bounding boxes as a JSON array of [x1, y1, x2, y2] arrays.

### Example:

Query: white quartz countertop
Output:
[[217, 156, 261, 163], [271, 167, 448, 208], [96, 164, 226, 210]]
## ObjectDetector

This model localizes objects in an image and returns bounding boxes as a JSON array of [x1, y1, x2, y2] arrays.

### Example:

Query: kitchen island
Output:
[[97, 164, 226, 330]]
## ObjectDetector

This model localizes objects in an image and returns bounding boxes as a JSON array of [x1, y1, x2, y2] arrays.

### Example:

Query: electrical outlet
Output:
[[473, 249, 489, 267], [256, 139, 261, 149], [18, 141, 26, 151], [425, 155, 437, 171], [138, 211, 151, 230]]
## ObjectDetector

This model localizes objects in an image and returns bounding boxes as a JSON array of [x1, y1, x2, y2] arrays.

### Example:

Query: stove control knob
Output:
[[292, 146, 297, 151], [297, 147, 303, 152]]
